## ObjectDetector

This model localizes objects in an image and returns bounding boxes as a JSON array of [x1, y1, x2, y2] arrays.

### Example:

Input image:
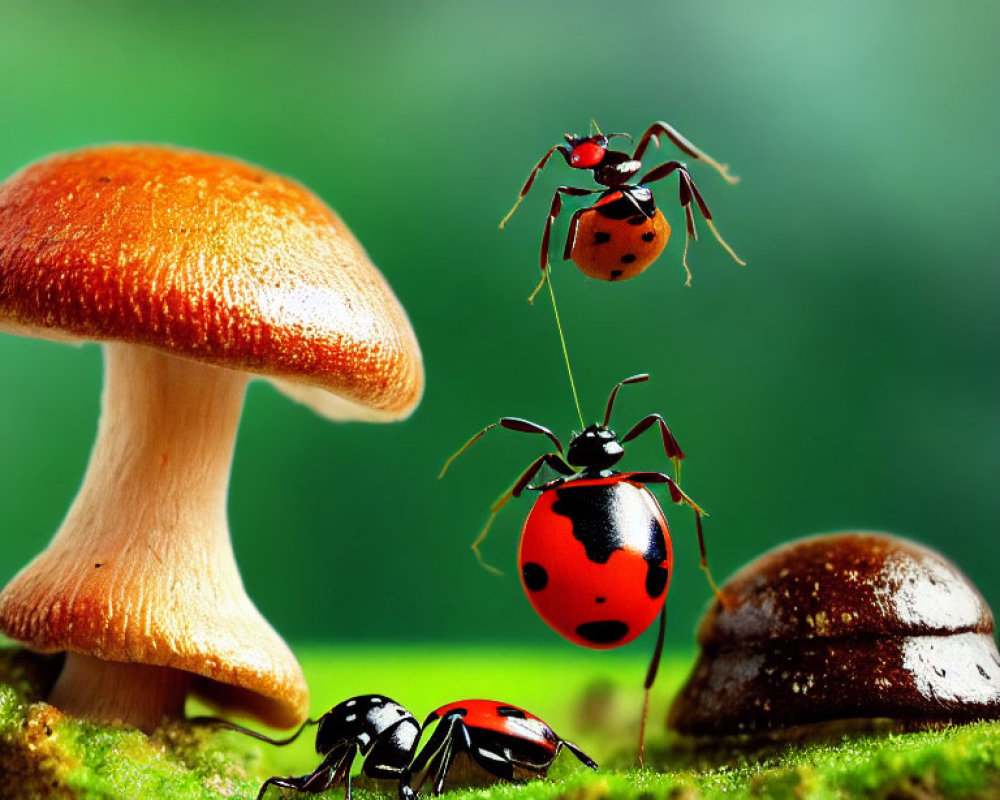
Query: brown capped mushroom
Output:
[[669, 532, 1000, 736], [0, 145, 423, 732]]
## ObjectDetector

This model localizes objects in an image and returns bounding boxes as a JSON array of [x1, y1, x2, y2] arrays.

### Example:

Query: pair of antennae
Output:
[[587, 118, 631, 143]]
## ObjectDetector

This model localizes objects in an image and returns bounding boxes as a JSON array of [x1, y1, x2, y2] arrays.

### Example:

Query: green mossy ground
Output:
[[2, 644, 1000, 800]]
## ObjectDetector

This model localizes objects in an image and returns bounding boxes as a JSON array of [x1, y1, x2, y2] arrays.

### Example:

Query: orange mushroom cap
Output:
[[0, 144, 424, 420]]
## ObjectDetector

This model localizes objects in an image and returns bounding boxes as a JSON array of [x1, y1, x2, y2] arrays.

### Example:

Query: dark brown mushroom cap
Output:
[[670, 532, 1000, 735], [0, 144, 423, 420]]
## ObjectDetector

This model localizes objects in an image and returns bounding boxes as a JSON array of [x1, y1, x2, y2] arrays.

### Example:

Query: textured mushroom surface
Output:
[[0, 144, 423, 420], [669, 532, 1000, 735], [0, 145, 424, 730]]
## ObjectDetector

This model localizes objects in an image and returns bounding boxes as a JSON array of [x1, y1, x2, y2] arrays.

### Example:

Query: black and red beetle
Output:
[[499, 120, 743, 297], [198, 695, 595, 799], [409, 699, 597, 795], [196, 695, 421, 799], [440, 373, 721, 761]]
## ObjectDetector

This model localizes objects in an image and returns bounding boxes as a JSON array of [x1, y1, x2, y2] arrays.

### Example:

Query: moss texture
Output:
[[2, 645, 1000, 799]]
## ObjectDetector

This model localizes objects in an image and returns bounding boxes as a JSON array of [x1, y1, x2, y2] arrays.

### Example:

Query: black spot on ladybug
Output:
[[497, 706, 527, 718], [593, 231, 612, 245], [595, 597, 606, 604], [646, 564, 669, 599], [610, 270, 623, 280], [522, 562, 548, 591], [576, 621, 629, 644], [620, 254, 637, 264], [447, 707, 468, 718], [551, 483, 667, 567], [627, 215, 646, 226], [641, 232, 655, 242]]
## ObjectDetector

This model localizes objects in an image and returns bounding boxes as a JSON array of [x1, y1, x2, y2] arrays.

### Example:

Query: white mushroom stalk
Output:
[[0, 144, 424, 731], [3, 344, 303, 731]]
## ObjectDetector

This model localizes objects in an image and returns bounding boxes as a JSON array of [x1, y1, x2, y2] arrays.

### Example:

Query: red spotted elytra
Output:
[[441, 373, 721, 762], [500, 120, 744, 299]]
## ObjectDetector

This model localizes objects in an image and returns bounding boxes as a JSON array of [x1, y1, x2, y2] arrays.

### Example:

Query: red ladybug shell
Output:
[[428, 699, 558, 754], [518, 476, 673, 650], [569, 206, 670, 282]]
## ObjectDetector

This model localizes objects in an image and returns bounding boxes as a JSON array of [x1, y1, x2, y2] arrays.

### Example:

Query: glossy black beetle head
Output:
[[566, 425, 624, 471]]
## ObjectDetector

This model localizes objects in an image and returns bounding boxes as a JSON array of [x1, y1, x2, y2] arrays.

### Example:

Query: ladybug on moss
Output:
[[440, 373, 722, 762], [410, 699, 596, 795], [197, 695, 595, 799], [499, 120, 744, 298]]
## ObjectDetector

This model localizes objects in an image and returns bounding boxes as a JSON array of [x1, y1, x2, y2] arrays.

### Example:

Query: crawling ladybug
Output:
[[198, 695, 595, 799], [409, 699, 597, 795], [196, 695, 421, 800], [265, 695, 420, 800], [499, 120, 743, 296], [440, 373, 720, 761]]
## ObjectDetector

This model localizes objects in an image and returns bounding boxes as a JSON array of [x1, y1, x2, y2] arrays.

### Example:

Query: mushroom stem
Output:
[[51, 654, 190, 730], [0, 343, 305, 731]]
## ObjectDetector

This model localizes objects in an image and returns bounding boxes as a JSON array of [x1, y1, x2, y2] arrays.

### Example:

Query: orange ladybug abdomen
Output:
[[569, 208, 670, 281]]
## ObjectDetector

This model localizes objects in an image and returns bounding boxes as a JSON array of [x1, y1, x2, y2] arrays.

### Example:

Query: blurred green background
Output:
[[0, 0, 997, 670]]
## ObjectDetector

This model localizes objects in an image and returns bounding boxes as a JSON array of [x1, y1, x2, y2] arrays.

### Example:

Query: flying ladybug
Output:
[[440, 373, 723, 762], [500, 120, 744, 299]]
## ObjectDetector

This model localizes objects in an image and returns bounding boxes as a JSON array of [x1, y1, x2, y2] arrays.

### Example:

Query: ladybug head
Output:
[[567, 424, 624, 470], [564, 134, 608, 170]]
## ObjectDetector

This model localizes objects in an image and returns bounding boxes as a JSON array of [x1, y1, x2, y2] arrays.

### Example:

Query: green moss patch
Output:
[[2, 645, 1000, 799]]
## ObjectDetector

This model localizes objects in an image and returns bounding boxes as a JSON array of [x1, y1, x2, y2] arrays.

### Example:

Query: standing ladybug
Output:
[[194, 695, 422, 800], [499, 120, 743, 297], [408, 699, 597, 795], [440, 373, 720, 761]]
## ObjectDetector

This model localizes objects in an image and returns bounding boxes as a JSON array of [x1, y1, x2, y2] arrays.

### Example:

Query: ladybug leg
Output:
[[557, 738, 599, 770], [499, 145, 571, 229], [641, 161, 745, 285], [620, 414, 686, 480], [530, 185, 599, 303], [430, 721, 470, 795], [682, 171, 745, 270], [256, 747, 348, 798], [632, 121, 739, 185], [333, 748, 358, 800], [472, 453, 573, 574], [408, 714, 470, 796], [439, 422, 500, 479], [256, 750, 344, 800], [439, 417, 564, 480], [561, 206, 589, 262], [636, 604, 668, 767], [623, 472, 724, 601]]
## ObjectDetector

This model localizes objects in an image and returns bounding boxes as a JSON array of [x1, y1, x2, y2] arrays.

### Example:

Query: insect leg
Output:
[[499, 145, 571, 228], [632, 120, 739, 184]]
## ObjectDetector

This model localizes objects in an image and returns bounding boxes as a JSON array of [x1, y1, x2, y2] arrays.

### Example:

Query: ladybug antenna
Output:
[[606, 131, 633, 144], [188, 716, 319, 747], [589, 118, 603, 136], [603, 373, 650, 427]]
